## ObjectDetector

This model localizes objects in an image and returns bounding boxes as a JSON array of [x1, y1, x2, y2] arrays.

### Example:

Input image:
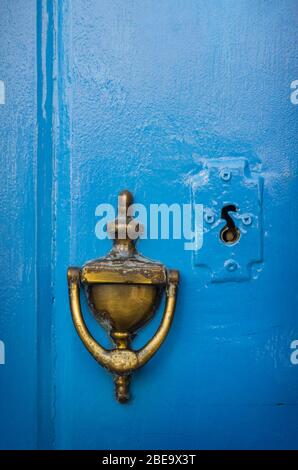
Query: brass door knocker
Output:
[[67, 190, 179, 403]]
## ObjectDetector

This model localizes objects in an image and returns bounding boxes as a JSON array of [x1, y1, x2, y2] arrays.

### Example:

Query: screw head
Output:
[[220, 169, 231, 181], [204, 212, 215, 224], [224, 259, 238, 272], [242, 214, 252, 226]]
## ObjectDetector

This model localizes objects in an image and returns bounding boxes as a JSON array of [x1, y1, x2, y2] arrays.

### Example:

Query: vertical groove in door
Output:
[[52, 0, 73, 449], [36, 0, 55, 450]]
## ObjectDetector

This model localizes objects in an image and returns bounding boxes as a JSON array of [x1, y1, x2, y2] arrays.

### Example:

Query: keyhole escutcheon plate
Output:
[[191, 157, 263, 282]]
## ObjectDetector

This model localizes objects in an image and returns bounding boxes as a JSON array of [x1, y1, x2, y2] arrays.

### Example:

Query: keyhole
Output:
[[220, 204, 240, 245]]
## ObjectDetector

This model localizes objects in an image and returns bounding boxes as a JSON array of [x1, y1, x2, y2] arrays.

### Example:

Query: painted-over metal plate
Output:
[[192, 157, 263, 282]]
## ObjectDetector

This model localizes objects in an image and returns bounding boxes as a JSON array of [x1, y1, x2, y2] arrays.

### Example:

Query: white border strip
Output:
[[0, 81, 5, 104]]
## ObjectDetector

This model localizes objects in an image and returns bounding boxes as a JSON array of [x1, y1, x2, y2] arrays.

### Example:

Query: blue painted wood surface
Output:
[[0, 0, 298, 449], [0, 0, 38, 450]]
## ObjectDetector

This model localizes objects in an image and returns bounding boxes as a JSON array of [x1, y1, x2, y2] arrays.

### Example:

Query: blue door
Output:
[[1, 0, 298, 450]]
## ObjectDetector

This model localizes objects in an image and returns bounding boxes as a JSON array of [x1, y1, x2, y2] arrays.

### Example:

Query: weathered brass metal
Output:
[[67, 190, 179, 403]]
